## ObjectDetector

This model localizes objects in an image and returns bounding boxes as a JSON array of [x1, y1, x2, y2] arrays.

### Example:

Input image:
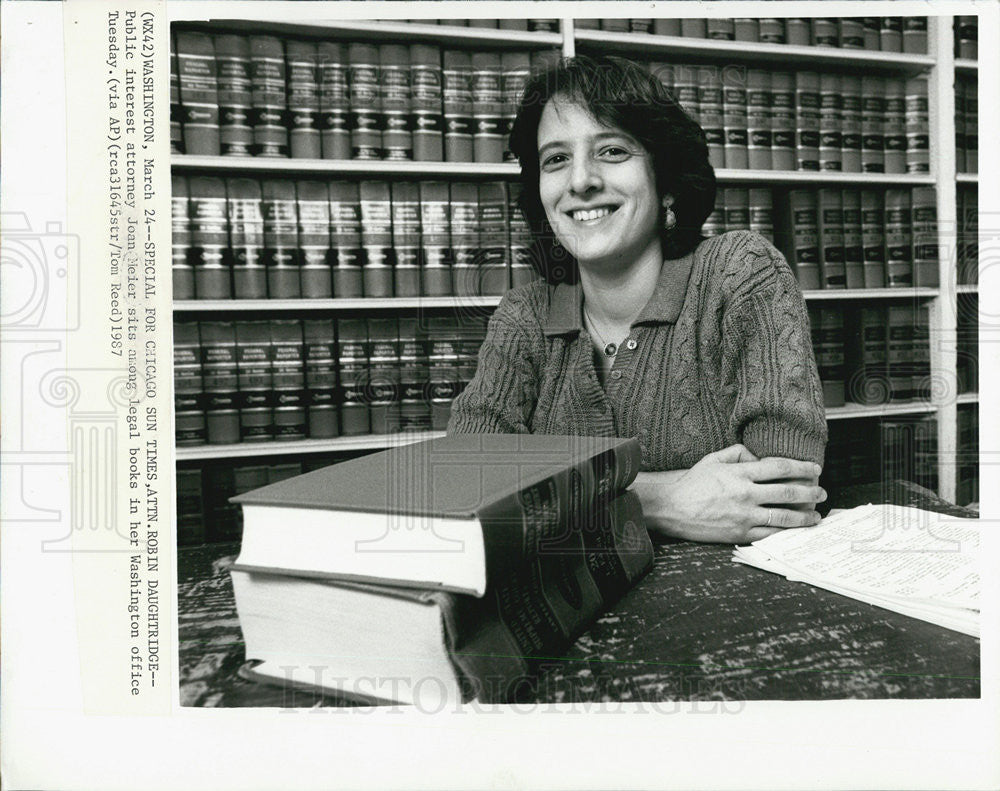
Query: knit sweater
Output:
[[448, 230, 828, 471]]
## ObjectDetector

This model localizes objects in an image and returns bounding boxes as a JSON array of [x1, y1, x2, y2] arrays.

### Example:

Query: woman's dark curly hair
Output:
[[508, 54, 716, 284]]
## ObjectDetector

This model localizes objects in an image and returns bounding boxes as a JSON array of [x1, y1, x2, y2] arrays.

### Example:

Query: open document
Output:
[[733, 504, 980, 637]]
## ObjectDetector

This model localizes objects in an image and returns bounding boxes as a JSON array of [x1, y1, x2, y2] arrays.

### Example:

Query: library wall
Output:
[[171, 14, 981, 544]]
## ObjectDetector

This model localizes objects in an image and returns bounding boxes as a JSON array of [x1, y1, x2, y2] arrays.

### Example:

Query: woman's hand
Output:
[[629, 444, 826, 544]]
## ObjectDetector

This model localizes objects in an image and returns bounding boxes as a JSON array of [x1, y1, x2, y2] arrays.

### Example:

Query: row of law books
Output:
[[772, 187, 940, 290], [172, 176, 534, 300], [955, 78, 979, 174], [173, 315, 488, 446], [227, 434, 654, 705], [171, 31, 557, 161], [809, 303, 933, 408], [577, 17, 928, 52], [647, 66, 930, 174]]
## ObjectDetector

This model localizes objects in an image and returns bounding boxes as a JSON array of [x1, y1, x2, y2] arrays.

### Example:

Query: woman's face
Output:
[[537, 95, 664, 272]]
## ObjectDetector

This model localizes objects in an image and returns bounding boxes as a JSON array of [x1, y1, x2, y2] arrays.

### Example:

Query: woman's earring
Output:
[[663, 206, 677, 231]]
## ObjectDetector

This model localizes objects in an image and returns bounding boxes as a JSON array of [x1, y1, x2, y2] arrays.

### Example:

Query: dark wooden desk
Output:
[[178, 480, 980, 706]]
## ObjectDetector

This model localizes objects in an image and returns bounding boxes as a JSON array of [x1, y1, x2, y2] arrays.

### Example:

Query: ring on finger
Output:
[[765, 508, 773, 527]]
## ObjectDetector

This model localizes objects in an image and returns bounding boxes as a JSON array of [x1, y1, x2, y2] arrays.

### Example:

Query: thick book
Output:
[[501, 51, 531, 163], [956, 16, 978, 60], [420, 181, 452, 296], [348, 43, 381, 160], [697, 68, 724, 169], [786, 19, 810, 46], [214, 34, 253, 157], [905, 77, 930, 174], [231, 433, 643, 597], [681, 19, 708, 38], [296, 180, 333, 298], [317, 41, 350, 160], [884, 189, 913, 288], [722, 75, 748, 170], [261, 179, 300, 298], [270, 320, 307, 441], [816, 188, 846, 288], [231, 489, 651, 705], [175, 31, 221, 155], [398, 317, 431, 431], [883, 79, 907, 175], [471, 52, 503, 163], [840, 75, 862, 172], [442, 50, 474, 162], [886, 303, 915, 401], [200, 321, 241, 445], [844, 306, 889, 405], [748, 188, 774, 242], [964, 78, 978, 173], [225, 177, 267, 299], [733, 504, 979, 637], [188, 176, 231, 299], [507, 183, 537, 288], [911, 186, 938, 288], [359, 181, 394, 297], [902, 17, 928, 54], [910, 305, 931, 402], [794, 71, 820, 171], [171, 175, 193, 299], [839, 18, 864, 49], [817, 73, 842, 171], [391, 181, 421, 297], [449, 182, 479, 299], [770, 72, 796, 171], [723, 187, 750, 232], [860, 76, 885, 173], [955, 79, 967, 173], [841, 189, 864, 289], [170, 34, 184, 153], [329, 181, 363, 297], [303, 318, 339, 439], [173, 321, 206, 446], [733, 18, 757, 41], [759, 18, 785, 43], [380, 44, 412, 162], [707, 18, 735, 41], [745, 69, 771, 171], [336, 318, 370, 435], [774, 188, 820, 289], [235, 320, 274, 442], [366, 317, 401, 435], [410, 44, 444, 162], [860, 189, 886, 288], [862, 18, 881, 50], [478, 182, 510, 295], [812, 18, 839, 46], [249, 35, 289, 158], [810, 305, 845, 407], [425, 317, 460, 430], [880, 17, 903, 52], [286, 40, 321, 160]]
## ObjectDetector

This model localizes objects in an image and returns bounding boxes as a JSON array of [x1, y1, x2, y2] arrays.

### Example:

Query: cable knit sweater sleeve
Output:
[[720, 233, 828, 467], [447, 286, 543, 434]]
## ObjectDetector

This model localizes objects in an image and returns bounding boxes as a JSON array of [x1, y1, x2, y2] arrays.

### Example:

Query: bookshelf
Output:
[[170, 13, 979, 509]]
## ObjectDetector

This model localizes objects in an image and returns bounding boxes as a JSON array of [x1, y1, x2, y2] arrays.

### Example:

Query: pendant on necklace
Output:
[[604, 343, 617, 357]]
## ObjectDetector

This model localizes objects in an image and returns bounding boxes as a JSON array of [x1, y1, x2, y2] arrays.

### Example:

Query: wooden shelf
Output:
[[173, 296, 502, 312], [171, 156, 521, 179], [956, 393, 979, 405], [175, 431, 444, 461], [574, 30, 936, 75], [803, 287, 938, 301], [169, 18, 562, 49], [825, 402, 937, 420]]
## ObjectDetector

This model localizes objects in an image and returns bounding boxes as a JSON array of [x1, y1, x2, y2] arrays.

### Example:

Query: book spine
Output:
[[861, 76, 885, 173], [303, 318, 339, 438], [910, 186, 938, 288], [954, 79, 966, 174], [329, 181, 363, 297], [956, 16, 978, 60], [817, 188, 846, 288], [270, 320, 307, 440], [410, 44, 444, 162], [380, 44, 412, 161], [188, 176, 231, 298], [722, 72, 748, 169], [508, 182, 537, 288], [442, 50, 474, 162], [170, 34, 184, 153], [420, 181, 453, 296], [366, 317, 401, 434], [839, 19, 865, 49], [601, 18, 629, 33], [845, 306, 889, 405], [214, 35, 254, 157], [426, 317, 459, 430], [862, 18, 881, 50], [471, 52, 503, 163], [841, 189, 865, 289], [359, 180, 394, 298], [681, 19, 707, 38], [818, 73, 842, 171], [965, 79, 978, 173], [249, 35, 288, 158], [884, 189, 913, 287], [707, 18, 735, 40], [576, 18, 601, 31], [296, 180, 332, 298], [390, 181, 422, 298], [398, 317, 431, 430], [883, 78, 906, 175], [748, 188, 774, 243], [812, 18, 839, 46], [840, 75, 862, 172], [860, 189, 886, 288], [348, 43, 381, 160], [336, 318, 370, 435], [455, 317, 485, 401], [770, 72, 796, 171], [225, 177, 267, 299], [911, 305, 931, 402], [886, 303, 914, 401], [235, 321, 274, 441], [176, 469, 206, 546], [631, 18, 654, 34], [786, 19, 810, 47], [501, 52, 531, 163], [261, 179, 301, 298], [286, 40, 321, 160], [175, 31, 221, 156], [903, 17, 928, 54], [449, 181, 479, 299], [776, 188, 820, 289], [703, 199, 725, 238], [171, 175, 193, 299], [697, 68, 724, 169], [478, 182, 510, 296], [173, 321, 206, 445], [723, 187, 750, 232], [733, 18, 758, 42], [317, 42, 350, 160], [758, 19, 785, 44], [880, 17, 903, 53], [960, 187, 978, 286], [811, 306, 846, 407], [746, 69, 772, 171], [199, 321, 241, 444], [795, 71, 820, 171], [672, 65, 699, 124]]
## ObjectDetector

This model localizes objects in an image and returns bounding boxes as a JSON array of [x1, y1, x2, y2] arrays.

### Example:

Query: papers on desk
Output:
[[733, 504, 980, 637]]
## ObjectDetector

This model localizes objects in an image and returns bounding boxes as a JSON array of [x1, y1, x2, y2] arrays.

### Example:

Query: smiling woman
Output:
[[448, 55, 828, 545]]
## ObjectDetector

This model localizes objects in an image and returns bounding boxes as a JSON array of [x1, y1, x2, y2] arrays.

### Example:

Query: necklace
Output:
[[583, 306, 620, 358]]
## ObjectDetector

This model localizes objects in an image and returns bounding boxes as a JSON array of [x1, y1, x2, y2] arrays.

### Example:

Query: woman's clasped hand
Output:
[[630, 444, 827, 545]]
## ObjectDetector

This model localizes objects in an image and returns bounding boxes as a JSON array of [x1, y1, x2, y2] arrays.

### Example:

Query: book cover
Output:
[[188, 176, 231, 299], [170, 33, 183, 153], [426, 316, 460, 430], [391, 181, 421, 298], [601, 18, 629, 33], [317, 41, 350, 160], [723, 187, 750, 232], [672, 65, 699, 124], [696, 67, 724, 169], [774, 188, 820, 289], [367, 317, 401, 435], [910, 305, 931, 403], [214, 34, 253, 157], [478, 182, 510, 296], [442, 50, 474, 162], [200, 321, 241, 445], [398, 316, 431, 431], [861, 76, 885, 173], [860, 189, 886, 288], [631, 18, 654, 33], [707, 18, 735, 40], [880, 17, 903, 53], [175, 31, 221, 155], [249, 35, 288, 158], [964, 78, 978, 173], [501, 51, 531, 163], [359, 180, 394, 298], [261, 179, 300, 298], [769, 71, 796, 171], [329, 180, 363, 298], [270, 320, 307, 441], [818, 72, 842, 171], [380, 44, 412, 161], [812, 18, 839, 46], [903, 17, 928, 54], [810, 306, 846, 407], [337, 318, 370, 435], [786, 18, 810, 46], [722, 72, 749, 169], [844, 306, 889, 405], [173, 321, 206, 446], [171, 174, 193, 299], [235, 321, 274, 442], [681, 19, 707, 38], [955, 79, 967, 173], [862, 18, 881, 50], [746, 69, 772, 171], [733, 18, 758, 42], [794, 71, 820, 171], [225, 177, 267, 299], [840, 75, 863, 172], [886, 303, 914, 401], [884, 189, 913, 288], [176, 469, 206, 546], [911, 186, 938, 288], [839, 19, 865, 49], [449, 182, 479, 299], [296, 180, 332, 298], [286, 40, 321, 159], [883, 79, 906, 175], [420, 181, 452, 296], [410, 43, 444, 162], [471, 52, 503, 163], [904, 77, 930, 174], [303, 318, 339, 439], [956, 16, 978, 59], [758, 19, 785, 44], [348, 42, 381, 160], [508, 182, 537, 288], [748, 188, 774, 242], [817, 188, 846, 288]]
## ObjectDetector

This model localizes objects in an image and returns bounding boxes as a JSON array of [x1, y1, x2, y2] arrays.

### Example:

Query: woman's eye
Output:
[[599, 146, 631, 160], [541, 153, 568, 169]]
